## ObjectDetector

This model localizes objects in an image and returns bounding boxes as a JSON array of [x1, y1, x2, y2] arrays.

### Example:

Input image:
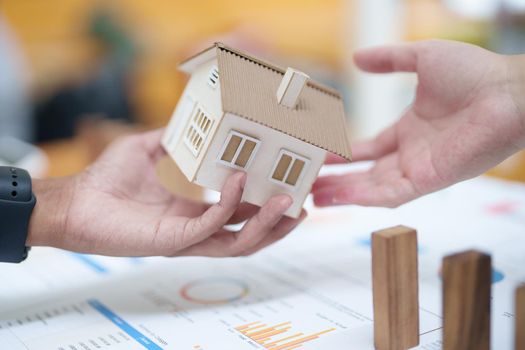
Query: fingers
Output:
[[226, 195, 293, 255], [312, 172, 369, 192], [226, 202, 260, 225], [141, 128, 167, 162], [177, 194, 297, 257], [324, 153, 349, 165], [312, 175, 419, 208], [122, 128, 166, 163], [240, 210, 307, 256], [352, 124, 398, 162], [173, 172, 246, 249], [113, 128, 167, 164], [313, 153, 421, 208], [354, 43, 418, 73], [324, 124, 398, 166], [139, 128, 165, 149]]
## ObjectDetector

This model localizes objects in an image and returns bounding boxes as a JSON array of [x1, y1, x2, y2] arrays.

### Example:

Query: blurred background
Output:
[[1, 0, 524, 191]]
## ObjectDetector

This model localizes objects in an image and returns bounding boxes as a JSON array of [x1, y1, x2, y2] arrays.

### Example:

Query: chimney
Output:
[[276, 68, 309, 108]]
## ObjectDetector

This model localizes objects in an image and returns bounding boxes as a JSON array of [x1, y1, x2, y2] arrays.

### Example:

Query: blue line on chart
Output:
[[70, 253, 109, 274], [88, 299, 163, 350]]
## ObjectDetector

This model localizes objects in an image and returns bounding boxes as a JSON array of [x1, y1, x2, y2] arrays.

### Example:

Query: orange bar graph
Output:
[[235, 321, 335, 349], [242, 323, 267, 333], [236, 322, 260, 331], [247, 322, 291, 337], [263, 333, 304, 347], [245, 322, 290, 339], [269, 328, 336, 350], [253, 327, 291, 341]]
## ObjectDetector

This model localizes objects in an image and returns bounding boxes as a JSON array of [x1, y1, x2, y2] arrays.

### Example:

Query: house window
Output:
[[218, 130, 260, 169], [184, 107, 213, 157], [270, 150, 309, 187], [208, 66, 219, 88]]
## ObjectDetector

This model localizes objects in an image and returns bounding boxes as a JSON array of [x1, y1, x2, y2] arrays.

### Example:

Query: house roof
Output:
[[179, 43, 352, 161]]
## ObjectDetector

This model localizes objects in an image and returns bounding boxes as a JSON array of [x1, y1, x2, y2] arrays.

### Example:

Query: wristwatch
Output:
[[0, 166, 36, 263]]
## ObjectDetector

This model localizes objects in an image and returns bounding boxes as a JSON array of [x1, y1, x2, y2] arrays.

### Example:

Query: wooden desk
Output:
[[487, 150, 525, 183], [39, 139, 91, 178]]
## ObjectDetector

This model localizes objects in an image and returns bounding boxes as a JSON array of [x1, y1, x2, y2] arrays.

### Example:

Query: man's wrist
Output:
[[506, 54, 525, 148], [27, 177, 75, 247]]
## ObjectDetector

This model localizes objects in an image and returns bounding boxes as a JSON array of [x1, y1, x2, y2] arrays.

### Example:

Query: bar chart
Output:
[[235, 321, 335, 350]]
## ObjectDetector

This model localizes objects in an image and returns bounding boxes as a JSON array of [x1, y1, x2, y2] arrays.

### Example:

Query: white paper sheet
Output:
[[0, 175, 524, 349]]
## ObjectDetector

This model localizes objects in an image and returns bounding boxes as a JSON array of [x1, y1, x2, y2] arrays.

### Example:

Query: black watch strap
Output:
[[0, 167, 36, 263]]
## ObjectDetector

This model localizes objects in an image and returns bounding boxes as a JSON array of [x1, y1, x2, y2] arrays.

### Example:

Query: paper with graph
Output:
[[0, 176, 524, 349]]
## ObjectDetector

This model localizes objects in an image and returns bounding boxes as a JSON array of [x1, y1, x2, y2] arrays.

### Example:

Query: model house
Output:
[[161, 43, 352, 218]]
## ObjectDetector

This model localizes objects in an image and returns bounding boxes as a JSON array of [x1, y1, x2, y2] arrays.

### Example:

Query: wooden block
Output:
[[372, 225, 419, 350], [442, 250, 491, 350], [517, 283, 525, 350]]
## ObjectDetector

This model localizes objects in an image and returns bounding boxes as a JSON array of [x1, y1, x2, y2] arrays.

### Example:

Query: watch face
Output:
[[0, 137, 35, 165]]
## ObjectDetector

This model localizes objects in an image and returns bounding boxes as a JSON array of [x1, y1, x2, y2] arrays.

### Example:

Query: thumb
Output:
[[354, 43, 418, 73]]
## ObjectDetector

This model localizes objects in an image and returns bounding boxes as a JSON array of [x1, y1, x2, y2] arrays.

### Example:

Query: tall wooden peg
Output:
[[372, 225, 419, 350], [442, 250, 491, 350], [517, 283, 525, 350]]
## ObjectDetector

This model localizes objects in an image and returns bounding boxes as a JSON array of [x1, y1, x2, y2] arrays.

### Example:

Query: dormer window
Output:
[[208, 66, 219, 88]]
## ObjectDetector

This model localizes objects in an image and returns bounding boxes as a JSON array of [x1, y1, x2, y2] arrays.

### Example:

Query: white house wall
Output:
[[161, 58, 224, 181], [195, 113, 326, 218]]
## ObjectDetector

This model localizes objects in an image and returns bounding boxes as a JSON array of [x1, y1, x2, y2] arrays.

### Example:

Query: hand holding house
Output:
[[161, 43, 352, 218]]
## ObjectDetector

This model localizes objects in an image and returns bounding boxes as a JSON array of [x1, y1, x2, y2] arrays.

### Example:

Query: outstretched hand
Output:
[[28, 130, 306, 257], [313, 40, 525, 208]]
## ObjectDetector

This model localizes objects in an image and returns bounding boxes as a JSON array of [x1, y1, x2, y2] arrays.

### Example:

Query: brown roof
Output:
[[180, 43, 352, 160]]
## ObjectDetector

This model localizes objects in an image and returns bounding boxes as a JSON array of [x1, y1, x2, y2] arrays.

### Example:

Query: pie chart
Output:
[[180, 277, 250, 305]]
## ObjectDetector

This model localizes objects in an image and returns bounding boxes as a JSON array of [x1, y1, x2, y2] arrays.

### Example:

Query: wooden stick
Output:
[[372, 225, 419, 350], [442, 250, 491, 350], [517, 283, 525, 350]]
